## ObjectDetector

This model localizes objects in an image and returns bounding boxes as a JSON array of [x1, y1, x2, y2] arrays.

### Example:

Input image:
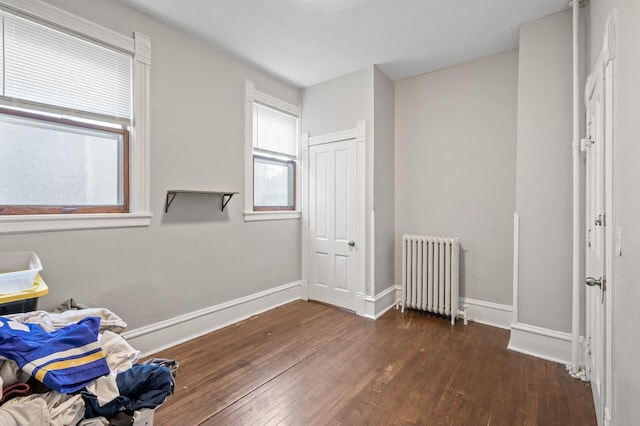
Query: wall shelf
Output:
[[165, 190, 239, 212]]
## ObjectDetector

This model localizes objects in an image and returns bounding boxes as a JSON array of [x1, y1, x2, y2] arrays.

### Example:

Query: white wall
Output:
[[373, 67, 395, 295], [514, 11, 573, 332], [589, 0, 640, 424], [394, 51, 518, 306], [0, 0, 302, 330]]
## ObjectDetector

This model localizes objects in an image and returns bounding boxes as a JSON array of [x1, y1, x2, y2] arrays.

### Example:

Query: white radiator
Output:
[[401, 234, 463, 325]]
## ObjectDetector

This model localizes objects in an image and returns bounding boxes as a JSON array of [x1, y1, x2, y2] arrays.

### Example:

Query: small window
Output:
[[251, 102, 299, 211], [0, 108, 129, 214], [253, 154, 295, 210]]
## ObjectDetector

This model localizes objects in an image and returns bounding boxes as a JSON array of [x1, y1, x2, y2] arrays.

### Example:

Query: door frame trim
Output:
[[301, 121, 369, 317]]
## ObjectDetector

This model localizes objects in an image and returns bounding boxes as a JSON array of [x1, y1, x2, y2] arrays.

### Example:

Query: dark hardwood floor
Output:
[[151, 300, 596, 425]]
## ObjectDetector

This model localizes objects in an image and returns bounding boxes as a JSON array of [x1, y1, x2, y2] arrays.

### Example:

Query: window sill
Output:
[[243, 210, 301, 222], [0, 212, 153, 234]]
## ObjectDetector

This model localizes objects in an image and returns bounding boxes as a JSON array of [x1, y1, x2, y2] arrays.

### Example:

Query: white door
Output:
[[585, 63, 607, 424], [308, 139, 357, 311]]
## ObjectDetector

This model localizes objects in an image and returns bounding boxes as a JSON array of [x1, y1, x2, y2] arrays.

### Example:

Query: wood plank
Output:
[[152, 301, 359, 425], [150, 301, 596, 426]]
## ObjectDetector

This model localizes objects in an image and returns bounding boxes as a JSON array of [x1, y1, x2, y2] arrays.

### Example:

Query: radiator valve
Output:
[[458, 304, 469, 326]]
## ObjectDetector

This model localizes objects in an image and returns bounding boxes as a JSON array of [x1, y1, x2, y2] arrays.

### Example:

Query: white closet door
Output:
[[308, 139, 357, 311]]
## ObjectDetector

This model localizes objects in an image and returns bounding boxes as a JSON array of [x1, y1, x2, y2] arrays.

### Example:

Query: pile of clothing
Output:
[[0, 301, 178, 426]]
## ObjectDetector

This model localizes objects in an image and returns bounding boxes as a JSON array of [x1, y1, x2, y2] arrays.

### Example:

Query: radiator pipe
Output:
[[570, 0, 582, 377]]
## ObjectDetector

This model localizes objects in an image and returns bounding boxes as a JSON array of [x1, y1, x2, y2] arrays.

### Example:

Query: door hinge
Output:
[[595, 214, 606, 227]]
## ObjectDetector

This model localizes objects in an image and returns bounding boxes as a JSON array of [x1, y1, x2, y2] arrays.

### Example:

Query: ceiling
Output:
[[117, 0, 569, 88]]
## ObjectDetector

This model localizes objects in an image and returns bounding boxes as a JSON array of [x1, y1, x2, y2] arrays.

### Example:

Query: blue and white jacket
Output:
[[0, 316, 110, 393]]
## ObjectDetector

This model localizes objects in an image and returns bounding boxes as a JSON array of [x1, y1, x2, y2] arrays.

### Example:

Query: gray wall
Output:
[[515, 11, 573, 331], [0, 0, 302, 330], [394, 51, 518, 305], [373, 67, 395, 294], [301, 67, 374, 138], [590, 0, 640, 424]]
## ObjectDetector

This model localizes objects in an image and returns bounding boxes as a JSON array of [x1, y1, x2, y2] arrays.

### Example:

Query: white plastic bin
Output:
[[0, 252, 43, 293]]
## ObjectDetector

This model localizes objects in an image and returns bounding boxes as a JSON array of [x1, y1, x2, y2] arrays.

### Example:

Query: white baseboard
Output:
[[373, 285, 398, 318], [357, 285, 397, 320], [121, 281, 303, 357], [460, 297, 513, 329], [299, 280, 309, 301], [508, 322, 572, 364], [395, 286, 513, 329]]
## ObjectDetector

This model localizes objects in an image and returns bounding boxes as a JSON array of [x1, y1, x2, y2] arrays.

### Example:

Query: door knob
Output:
[[585, 277, 603, 288], [348, 240, 355, 247]]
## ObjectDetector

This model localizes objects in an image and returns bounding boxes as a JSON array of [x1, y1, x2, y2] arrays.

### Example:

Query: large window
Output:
[[0, 9, 131, 215], [0, 109, 128, 214], [245, 81, 301, 220], [0, 1, 151, 233]]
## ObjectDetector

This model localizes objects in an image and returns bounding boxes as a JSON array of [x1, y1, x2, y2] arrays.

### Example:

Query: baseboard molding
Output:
[[460, 297, 513, 330], [357, 285, 397, 319], [508, 322, 572, 364], [300, 280, 309, 301], [373, 285, 397, 318], [395, 286, 513, 329], [122, 280, 303, 357]]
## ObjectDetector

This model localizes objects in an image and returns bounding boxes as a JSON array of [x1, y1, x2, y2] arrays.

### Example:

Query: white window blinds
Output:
[[0, 11, 132, 123], [253, 103, 298, 157]]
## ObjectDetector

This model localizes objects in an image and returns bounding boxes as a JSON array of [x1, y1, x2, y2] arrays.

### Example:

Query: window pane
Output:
[[253, 103, 297, 156], [0, 112, 124, 207], [254, 156, 294, 209]]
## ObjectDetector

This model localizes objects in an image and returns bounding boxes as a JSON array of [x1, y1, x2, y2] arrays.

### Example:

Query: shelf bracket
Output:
[[165, 191, 178, 213], [221, 193, 235, 211]]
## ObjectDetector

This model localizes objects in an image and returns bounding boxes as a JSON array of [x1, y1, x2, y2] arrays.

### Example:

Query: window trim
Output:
[[0, 0, 152, 234], [244, 80, 301, 222]]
